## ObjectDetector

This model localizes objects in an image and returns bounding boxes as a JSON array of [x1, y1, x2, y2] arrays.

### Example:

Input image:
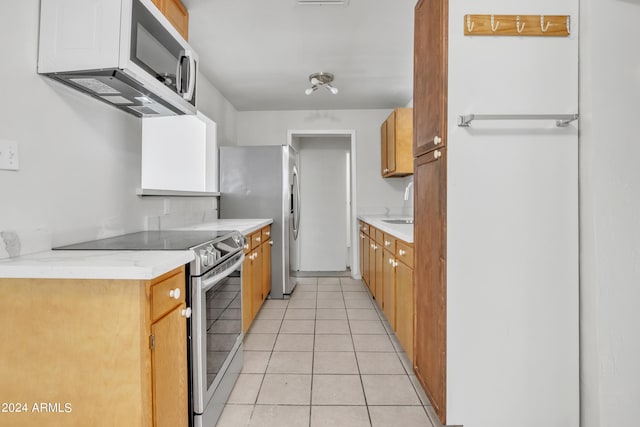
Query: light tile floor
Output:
[[215, 277, 443, 427]]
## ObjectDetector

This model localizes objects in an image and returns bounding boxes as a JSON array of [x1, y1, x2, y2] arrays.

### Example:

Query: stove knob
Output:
[[207, 251, 215, 265], [200, 250, 209, 268]]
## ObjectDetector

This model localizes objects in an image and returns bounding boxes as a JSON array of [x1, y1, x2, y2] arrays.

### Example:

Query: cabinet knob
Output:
[[181, 307, 192, 318], [434, 135, 442, 145], [360, 234, 365, 239], [399, 249, 406, 256], [434, 150, 442, 159], [243, 243, 249, 250], [388, 258, 394, 265], [394, 260, 399, 267], [169, 288, 181, 299], [269, 240, 274, 246], [384, 240, 391, 247], [383, 168, 389, 173], [256, 237, 261, 243]]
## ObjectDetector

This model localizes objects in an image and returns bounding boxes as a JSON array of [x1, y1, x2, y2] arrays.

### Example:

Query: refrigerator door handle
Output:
[[292, 166, 300, 240]]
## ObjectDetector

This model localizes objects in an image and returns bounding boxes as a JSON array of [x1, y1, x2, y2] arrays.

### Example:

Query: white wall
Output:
[[580, 1, 640, 425], [0, 2, 236, 256], [297, 137, 350, 271], [237, 110, 412, 217], [445, 1, 579, 426]]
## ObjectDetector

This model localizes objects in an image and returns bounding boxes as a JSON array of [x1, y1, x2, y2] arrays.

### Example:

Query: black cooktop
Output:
[[53, 230, 234, 251]]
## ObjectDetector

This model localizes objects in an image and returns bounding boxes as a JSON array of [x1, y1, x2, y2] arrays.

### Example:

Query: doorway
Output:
[[287, 130, 358, 277]]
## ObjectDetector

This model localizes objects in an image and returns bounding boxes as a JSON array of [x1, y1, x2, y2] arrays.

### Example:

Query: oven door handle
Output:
[[200, 254, 245, 292]]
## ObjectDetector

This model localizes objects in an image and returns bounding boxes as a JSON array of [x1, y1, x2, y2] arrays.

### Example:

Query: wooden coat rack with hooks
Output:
[[464, 14, 570, 37]]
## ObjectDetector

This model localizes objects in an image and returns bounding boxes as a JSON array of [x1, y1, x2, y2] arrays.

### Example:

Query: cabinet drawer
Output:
[[261, 226, 271, 243], [396, 240, 414, 269], [360, 222, 370, 235], [375, 228, 384, 245], [152, 272, 185, 321], [382, 234, 396, 252], [251, 231, 263, 248]]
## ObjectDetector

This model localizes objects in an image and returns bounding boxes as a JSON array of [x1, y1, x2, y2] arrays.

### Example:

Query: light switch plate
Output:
[[0, 140, 19, 171]]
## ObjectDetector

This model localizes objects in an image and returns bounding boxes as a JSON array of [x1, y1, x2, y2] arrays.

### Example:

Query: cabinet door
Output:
[[161, 0, 189, 40], [363, 234, 371, 286], [382, 250, 396, 329], [413, 0, 448, 157], [359, 230, 366, 282], [152, 304, 188, 427], [381, 121, 388, 175], [374, 243, 384, 304], [414, 148, 447, 423], [368, 237, 377, 296], [252, 246, 263, 318], [386, 113, 397, 173], [242, 255, 253, 333], [395, 260, 414, 362], [262, 239, 271, 301]]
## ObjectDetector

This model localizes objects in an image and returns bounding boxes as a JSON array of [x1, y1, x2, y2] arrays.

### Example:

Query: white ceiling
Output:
[[181, 0, 417, 111]]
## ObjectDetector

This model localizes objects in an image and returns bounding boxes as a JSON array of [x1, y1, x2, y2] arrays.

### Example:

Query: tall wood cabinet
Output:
[[413, 0, 448, 423]]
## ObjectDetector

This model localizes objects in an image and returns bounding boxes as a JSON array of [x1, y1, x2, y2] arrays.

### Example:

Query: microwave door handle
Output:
[[176, 51, 184, 94], [184, 49, 196, 100]]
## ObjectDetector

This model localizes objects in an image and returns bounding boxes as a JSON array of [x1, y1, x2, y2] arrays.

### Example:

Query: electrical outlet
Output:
[[0, 140, 19, 171]]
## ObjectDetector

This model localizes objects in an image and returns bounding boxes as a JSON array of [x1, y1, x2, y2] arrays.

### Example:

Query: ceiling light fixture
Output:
[[305, 72, 339, 96]]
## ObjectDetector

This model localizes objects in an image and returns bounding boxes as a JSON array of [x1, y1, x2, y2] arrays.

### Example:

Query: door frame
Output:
[[286, 129, 359, 279]]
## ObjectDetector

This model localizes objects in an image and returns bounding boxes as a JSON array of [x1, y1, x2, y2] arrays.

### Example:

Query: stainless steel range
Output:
[[54, 229, 246, 427]]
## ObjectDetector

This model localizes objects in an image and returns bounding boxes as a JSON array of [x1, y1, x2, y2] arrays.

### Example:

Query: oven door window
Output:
[[130, 0, 196, 105], [205, 275, 242, 388]]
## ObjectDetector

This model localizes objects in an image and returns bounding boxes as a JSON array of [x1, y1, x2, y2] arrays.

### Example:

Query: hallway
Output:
[[216, 277, 439, 427]]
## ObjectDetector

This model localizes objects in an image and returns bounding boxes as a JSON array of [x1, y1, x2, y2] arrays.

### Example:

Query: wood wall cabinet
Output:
[[0, 267, 189, 427], [153, 0, 189, 41], [242, 225, 272, 333], [381, 108, 414, 177]]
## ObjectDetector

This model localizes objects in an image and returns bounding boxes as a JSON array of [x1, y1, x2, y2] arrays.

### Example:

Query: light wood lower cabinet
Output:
[[242, 225, 272, 333], [0, 266, 189, 427], [358, 221, 414, 361]]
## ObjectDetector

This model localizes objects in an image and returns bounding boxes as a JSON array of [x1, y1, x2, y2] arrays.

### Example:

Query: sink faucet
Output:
[[404, 180, 414, 201]]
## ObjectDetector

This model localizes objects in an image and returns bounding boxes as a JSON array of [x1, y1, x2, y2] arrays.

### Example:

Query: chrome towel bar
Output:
[[457, 113, 579, 127]]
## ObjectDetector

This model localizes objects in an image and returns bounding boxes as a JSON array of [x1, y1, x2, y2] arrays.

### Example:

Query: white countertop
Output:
[[358, 215, 414, 243], [0, 219, 273, 280], [178, 218, 272, 236]]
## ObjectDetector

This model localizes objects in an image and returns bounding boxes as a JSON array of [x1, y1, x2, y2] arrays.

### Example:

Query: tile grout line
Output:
[[341, 277, 375, 427]]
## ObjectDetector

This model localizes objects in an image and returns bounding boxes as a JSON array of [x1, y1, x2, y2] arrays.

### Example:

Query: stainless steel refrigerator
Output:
[[219, 145, 300, 299]]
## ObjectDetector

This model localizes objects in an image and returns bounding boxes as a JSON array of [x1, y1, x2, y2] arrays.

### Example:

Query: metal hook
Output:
[[516, 16, 525, 33], [540, 15, 550, 32], [491, 14, 500, 32], [566, 16, 571, 35], [466, 15, 475, 33]]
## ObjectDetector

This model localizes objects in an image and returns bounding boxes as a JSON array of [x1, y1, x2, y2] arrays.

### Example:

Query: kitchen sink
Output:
[[382, 219, 414, 225]]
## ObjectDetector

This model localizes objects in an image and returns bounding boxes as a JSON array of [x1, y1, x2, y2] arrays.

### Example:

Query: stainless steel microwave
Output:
[[38, 0, 198, 117]]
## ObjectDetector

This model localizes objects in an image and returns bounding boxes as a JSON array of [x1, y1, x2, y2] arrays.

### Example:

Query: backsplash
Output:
[[0, 199, 218, 261], [0, 229, 52, 260]]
